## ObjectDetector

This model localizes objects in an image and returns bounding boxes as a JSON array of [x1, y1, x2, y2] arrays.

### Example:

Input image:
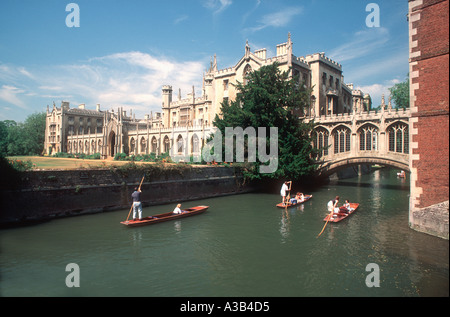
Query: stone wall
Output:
[[0, 165, 255, 226]]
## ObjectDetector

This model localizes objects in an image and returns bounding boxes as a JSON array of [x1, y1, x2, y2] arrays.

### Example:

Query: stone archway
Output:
[[108, 130, 116, 157]]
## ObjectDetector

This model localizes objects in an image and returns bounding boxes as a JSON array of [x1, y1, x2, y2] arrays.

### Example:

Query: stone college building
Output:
[[44, 34, 371, 160]]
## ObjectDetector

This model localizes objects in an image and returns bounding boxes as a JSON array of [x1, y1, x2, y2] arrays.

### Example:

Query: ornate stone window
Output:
[[333, 126, 351, 154], [176, 135, 184, 154], [388, 122, 409, 154], [313, 128, 329, 157], [151, 136, 157, 153], [359, 124, 378, 151], [140, 137, 146, 154], [192, 134, 199, 154], [163, 136, 170, 154], [130, 137, 135, 153], [243, 64, 252, 85]]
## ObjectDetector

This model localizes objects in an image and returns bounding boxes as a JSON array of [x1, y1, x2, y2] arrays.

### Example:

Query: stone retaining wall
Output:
[[0, 165, 255, 225]]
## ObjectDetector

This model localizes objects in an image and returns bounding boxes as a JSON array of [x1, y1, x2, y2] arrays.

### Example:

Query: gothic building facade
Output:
[[44, 34, 371, 160]]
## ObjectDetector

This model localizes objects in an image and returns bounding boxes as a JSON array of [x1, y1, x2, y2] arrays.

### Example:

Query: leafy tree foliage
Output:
[[213, 62, 317, 180], [389, 74, 409, 109], [0, 112, 46, 157]]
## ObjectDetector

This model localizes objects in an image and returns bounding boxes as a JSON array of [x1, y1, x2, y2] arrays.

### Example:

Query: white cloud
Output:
[[203, 0, 232, 15], [0, 85, 29, 109], [343, 51, 408, 84], [355, 79, 403, 106], [244, 6, 303, 33], [31, 51, 205, 116], [174, 15, 188, 25], [328, 27, 390, 63]]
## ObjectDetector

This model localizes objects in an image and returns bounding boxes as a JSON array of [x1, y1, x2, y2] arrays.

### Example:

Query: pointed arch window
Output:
[[388, 123, 409, 154], [359, 125, 378, 151], [333, 126, 351, 154], [243, 64, 252, 85], [312, 128, 329, 158]]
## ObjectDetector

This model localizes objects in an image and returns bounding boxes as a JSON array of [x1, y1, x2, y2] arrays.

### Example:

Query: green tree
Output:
[[22, 112, 46, 155], [0, 121, 9, 156], [213, 62, 317, 180], [1, 112, 46, 156], [389, 74, 409, 108]]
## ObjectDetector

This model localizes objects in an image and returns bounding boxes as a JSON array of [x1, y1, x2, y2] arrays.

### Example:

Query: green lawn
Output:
[[7, 156, 148, 170]]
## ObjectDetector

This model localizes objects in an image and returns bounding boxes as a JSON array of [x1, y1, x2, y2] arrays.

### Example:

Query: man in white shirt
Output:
[[280, 181, 291, 205], [173, 203, 183, 214]]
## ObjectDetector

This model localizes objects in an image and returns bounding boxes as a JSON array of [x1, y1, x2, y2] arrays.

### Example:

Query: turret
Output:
[[162, 85, 173, 108], [162, 85, 173, 127]]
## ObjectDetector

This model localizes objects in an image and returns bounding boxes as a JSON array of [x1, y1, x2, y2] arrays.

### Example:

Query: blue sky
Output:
[[0, 0, 409, 122]]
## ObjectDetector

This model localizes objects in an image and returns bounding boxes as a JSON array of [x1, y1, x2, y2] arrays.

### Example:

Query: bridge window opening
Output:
[[388, 123, 409, 154], [333, 127, 351, 154], [313, 128, 329, 158], [359, 126, 378, 151]]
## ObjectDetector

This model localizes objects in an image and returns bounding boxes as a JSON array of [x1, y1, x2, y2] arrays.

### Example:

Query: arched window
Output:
[[176, 135, 184, 154], [333, 126, 351, 154], [151, 137, 157, 153], [130, 138, 135, 153], [191, 134, 199, 154], [359, 124, 378, 151], [163, 136, 170, 154], [140, 137, 146, 154], [243, 64, 252, 85], [312, 128, 329, 158], [388, 122, 409, 154]]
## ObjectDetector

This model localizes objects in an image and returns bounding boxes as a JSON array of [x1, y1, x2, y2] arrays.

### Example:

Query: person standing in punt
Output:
[[327, 196, 340, 218], [132, 187, 143, 221], [280, 181, 291, 206]]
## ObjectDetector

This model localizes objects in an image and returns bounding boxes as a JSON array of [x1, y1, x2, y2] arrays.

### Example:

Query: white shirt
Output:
[[173, 207, 182, 214], [280, 183, 288, 196]]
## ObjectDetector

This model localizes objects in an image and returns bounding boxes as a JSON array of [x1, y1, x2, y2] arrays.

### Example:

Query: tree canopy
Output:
[[0, 112, 46, 157], [212, 62, 317, 181], [389, 74, 409, 109]]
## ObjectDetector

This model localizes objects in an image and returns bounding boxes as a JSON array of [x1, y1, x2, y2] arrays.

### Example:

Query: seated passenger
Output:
[[339, 199, 353, 214], [172, 203, 183, 214]]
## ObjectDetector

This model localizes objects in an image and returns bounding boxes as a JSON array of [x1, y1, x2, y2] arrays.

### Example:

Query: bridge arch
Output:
[[316, 156, 410, 178]]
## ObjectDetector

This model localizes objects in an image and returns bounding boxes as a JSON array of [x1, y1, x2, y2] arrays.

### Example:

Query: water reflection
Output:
[[174, 220, 182, 233], [279, 209, 290, 243]]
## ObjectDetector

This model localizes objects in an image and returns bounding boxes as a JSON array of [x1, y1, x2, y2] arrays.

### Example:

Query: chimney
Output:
[[96, 104, 100, 111]]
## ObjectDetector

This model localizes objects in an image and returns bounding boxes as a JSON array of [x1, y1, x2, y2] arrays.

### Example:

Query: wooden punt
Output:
[[276, 195, 313, 208], [323, 203, 360, 223], [120, 205, 209, 227]]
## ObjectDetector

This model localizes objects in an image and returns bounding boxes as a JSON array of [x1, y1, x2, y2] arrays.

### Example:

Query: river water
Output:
[[0, 168, 448, 297]]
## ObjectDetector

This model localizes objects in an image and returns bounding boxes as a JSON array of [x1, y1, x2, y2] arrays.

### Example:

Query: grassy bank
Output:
[[6, 156, 158, 170]]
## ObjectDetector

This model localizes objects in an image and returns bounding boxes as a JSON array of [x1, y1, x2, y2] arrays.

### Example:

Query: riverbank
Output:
[[0, 163, 257, 227]]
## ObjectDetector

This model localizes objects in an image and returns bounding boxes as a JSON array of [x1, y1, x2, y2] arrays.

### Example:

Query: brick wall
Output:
[[409, 0, 449, 238]]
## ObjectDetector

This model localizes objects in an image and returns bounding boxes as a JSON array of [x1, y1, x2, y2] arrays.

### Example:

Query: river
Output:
[[0, 167, 448, 297]]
